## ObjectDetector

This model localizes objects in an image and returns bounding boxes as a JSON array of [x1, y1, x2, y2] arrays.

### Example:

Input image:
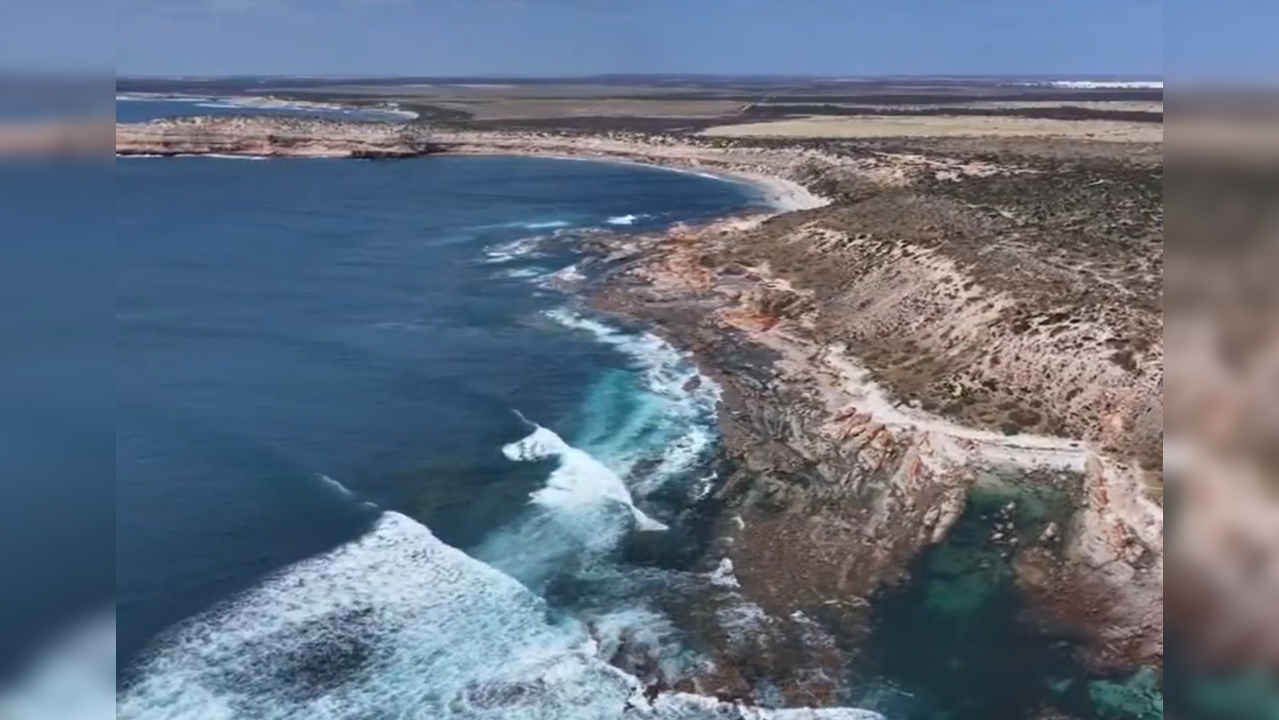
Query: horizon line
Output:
[[115, 72, 1166, 81]]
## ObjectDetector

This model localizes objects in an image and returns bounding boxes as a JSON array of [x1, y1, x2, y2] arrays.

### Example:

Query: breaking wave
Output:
[[483, 236, 546, 264], [497, 266, 548, 280], [475, 414, 668, 592], [117, 309, 864, 720], [606, 214, 647, 226], [503, 418, 668, 533], [546, 308, 721, 494], [536, 264, 585, 289], [468, 310, 726, 663], [318, 474, 355, 498], [118, 512, 881, 720]]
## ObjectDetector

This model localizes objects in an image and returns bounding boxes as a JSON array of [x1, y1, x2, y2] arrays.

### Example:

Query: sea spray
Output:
[[606, 214, 648, 226], [545, 308, 721, 495], [502, 414, 668, 533], [118, 512, 884, 720], [483, 236, 548, 264]]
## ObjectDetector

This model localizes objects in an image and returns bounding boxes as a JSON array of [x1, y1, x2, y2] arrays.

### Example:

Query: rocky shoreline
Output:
[[455, 127, 1165, 711], [115, 115, 1165, 713], [571, 210, 1163, 675], [114, 118, 830, 210], [115, 116, 441, 158]]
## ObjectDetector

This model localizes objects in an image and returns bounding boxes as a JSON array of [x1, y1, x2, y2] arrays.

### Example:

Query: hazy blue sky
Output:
[[103, 0, 1172, 78]]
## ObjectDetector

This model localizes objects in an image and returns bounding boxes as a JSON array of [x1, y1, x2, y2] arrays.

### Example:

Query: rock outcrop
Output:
[[578, 149, 1164, 672], [113, 113, 1168, 684], [115, 117, 440, 158]]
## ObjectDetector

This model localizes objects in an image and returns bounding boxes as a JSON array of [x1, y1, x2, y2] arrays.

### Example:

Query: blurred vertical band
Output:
[[0, 20, 115, 714], [1165, 81, 1279, 719]]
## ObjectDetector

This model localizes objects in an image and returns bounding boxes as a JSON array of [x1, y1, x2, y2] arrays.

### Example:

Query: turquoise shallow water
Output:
[[102, 98, 1188, 718], [862, 473, 1164, 720], [115, 152, 762, 676]]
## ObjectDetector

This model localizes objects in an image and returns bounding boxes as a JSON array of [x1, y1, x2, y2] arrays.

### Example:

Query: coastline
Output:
[[115, 92, 420, 120], [538, 131, 1165, 684], [436, 148, 828, 214], [114, 117, 828, 210], [568, 213, 1164, 713], [113, 114, 1166, 709]]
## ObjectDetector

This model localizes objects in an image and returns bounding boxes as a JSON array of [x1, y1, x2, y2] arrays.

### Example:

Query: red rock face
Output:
[[115, 117, 438, 158], [112, 115, 1169, 694], [578, 168, 1163, 681]]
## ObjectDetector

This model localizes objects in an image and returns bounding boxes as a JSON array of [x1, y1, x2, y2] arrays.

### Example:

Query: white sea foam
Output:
[[704, 564, 775, 649], [521, 220, 572, 230], [116, 95, 207, 103], [790, 611, 838, 651], [502, 420, 668, 533], [585, 607, 709, 687], [709, 558, 741, 588], [606, 214, 646, 226], [116, 153, 271, 161], [692, 472, 719, 501], [545, 308, 721, 494], [497, 266, 548, 280], [318, 474, 355, 499], [478, 414, 672, 593], [660, 165, 734, 183], [537, 264, 586, 288], [715, 596, 774, 647], [118, 511, 611, 719], [195, 102, 256, 110], [483, 236, 546, 264], [195, 97, 334, 114], [118, 511, 880, 720], [1018, 79, 1163, 89]]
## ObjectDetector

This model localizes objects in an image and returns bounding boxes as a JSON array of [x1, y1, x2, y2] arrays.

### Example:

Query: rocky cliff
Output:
[[571, 140, 1164, 677], [115, 117, 440, 158], [113, 114, 1168, 689]]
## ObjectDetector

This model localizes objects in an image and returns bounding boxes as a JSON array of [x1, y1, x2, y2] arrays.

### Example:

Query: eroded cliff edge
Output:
[[555, 139, 1165, 689], [116, 116, 441, 158], [117, 117, 1166, 698]]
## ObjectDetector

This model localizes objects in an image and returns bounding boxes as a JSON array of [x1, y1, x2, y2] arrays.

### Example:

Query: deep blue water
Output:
[[115, 96, 409, 123], [0, 162, 113, 681], [104, 106, 1175, 719], [115, 153, 761, 684]]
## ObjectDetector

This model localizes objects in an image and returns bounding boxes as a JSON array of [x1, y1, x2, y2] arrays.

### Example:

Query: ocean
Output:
[[114, 139, 792, 718], [102, 98, 1169, 720]]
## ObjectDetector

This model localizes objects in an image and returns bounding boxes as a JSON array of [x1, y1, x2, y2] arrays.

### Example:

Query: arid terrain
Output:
[[115, 76, 1167, 719]]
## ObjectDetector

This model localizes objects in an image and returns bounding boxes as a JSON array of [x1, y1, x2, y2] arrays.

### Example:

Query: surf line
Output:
[[507, 410, 668, 532]]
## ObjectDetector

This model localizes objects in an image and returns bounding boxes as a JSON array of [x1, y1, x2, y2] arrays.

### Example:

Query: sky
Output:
[[99, 0, 1172, 78], [41, 0, 1279, 80]]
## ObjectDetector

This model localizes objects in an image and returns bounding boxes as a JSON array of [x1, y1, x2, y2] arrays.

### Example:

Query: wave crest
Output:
[[503, 418, 668, 532], [118, 511, 881, 720], [546, 308, 721, 494], [606, 214, 646, 226]]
